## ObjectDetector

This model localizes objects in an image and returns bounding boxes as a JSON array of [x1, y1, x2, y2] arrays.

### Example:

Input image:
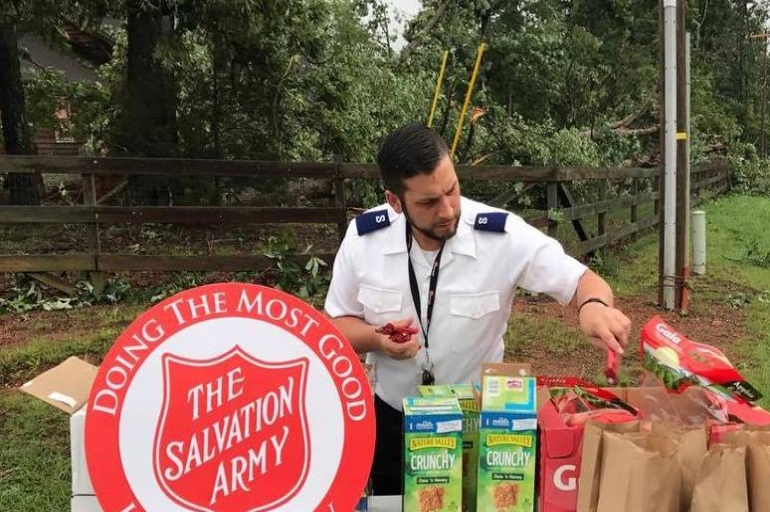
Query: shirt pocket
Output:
[[448, 291, 500, 353], [358, 285, 403, 323]]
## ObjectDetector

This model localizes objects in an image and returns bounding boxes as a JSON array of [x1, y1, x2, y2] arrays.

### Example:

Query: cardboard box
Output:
[[478, 364, 537, 512], [19, 356, 99, 502], [419, 384, 481, 512], [536, 388, 627, 512], [403, 396, 463, 512], [19, 356, 97, 414]]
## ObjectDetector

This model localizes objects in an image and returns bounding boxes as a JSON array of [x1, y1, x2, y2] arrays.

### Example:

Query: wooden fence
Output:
[[0, 156, 731, 289]]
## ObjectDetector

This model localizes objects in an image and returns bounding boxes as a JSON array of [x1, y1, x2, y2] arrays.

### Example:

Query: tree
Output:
[[0, 12, 39, 204], [112, 0, 177, 156]]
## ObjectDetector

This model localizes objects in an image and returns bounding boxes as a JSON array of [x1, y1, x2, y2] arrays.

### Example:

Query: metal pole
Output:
[[657, 0, 665, 307], [749, 33, 770, 157], [428, 51, 449, 128], [451, 43, 487, 159], [682, 32, 692, 310], [675, 1, 687, 311], [663, 0, 678, 310]]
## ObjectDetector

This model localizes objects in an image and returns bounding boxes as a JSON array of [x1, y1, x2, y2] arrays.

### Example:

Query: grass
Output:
[[700, 195, 770, 404], [3, 194, 770, 510], [0, 328, 116, 387], [607, 194, 770, 406], [503, 194, 770, 408], [0, 392, 70, 510], [506, 309, 583, 357], [0, 306, 141, 512]]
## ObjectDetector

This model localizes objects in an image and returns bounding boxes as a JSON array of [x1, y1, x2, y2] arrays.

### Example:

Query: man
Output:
[[324, 123, 631, 495]]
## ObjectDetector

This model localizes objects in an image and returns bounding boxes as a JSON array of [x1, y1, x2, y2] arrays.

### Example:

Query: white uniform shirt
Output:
[[325, 197, 587, 410]]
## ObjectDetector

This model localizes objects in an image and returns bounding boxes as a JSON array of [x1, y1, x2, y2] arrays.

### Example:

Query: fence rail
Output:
[[0, 157, 731, 280]]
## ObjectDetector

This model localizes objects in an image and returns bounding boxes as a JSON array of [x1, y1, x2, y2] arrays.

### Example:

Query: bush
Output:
[[731, 156, 770, 196]]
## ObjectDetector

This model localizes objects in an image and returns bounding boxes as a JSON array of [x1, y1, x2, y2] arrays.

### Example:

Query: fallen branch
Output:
[[401, 0, 450, 60], [614, 125, 659, 136], [96, 178, 128, 205], [580, 123, 659, 138]]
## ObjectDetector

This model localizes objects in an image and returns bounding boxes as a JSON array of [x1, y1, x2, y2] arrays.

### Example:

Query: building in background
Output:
[[19, 19, 114, 156]]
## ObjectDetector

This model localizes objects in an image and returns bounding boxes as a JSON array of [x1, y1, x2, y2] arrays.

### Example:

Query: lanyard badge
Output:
[[406, 222, 443, 387]]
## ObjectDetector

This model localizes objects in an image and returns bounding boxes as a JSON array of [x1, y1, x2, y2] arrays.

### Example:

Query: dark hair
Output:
[[376, 123, 449, 196]]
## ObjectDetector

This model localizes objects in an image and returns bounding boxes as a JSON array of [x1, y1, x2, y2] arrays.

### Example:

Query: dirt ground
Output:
[[0, 286, 747, 385], [513, 292, 746, 380]]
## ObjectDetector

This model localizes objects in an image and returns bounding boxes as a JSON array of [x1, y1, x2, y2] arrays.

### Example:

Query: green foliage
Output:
[[723, 289, 770, 309], [731, 156, 770, 196], [12, 0, 770, 167], [0, 275, 131, 314], [345, 179, 383, 209], [744, 238, 770, 268], [263, 236, 330, 301], [146, 272, 207, 303], [164, 0, 432, 162], [23, 67, 116, 155], [13, 0, 653, 167]]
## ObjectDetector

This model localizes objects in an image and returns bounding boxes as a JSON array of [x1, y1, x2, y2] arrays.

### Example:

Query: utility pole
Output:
[[660, 0, 678, 310], [750, 33, 770, 157], [674, 0, 690, 312]]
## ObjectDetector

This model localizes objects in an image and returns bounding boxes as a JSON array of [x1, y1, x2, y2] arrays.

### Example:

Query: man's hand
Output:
[[579, 302, 631, 355], [373, 317, 421, 360]]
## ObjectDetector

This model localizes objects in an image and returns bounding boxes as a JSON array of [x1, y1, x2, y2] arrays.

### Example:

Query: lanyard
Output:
[[405, 222, 445, 352]]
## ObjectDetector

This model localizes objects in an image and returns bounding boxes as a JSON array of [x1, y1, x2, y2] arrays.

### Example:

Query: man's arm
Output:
[[569, 269, 631, 355], [330, 315, 421, 360]]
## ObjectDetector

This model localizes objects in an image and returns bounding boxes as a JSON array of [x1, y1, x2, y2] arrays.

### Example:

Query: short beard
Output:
[[401, 202, 460, 242]]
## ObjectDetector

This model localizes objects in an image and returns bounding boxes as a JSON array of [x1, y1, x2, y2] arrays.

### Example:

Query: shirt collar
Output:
[[380, 203, 477, 261]]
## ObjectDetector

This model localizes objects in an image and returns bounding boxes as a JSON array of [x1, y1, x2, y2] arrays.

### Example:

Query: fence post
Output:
[[597, 176, 607, 238], [333, 163, 347, 244], [630, 177, 639, 242], [82, 173, 105, 297], [546, 181, 558, 238]]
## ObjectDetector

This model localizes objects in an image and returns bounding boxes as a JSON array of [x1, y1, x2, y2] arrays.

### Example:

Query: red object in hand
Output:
[[605, 350, 619, 384], [375, 323, 419, 344]]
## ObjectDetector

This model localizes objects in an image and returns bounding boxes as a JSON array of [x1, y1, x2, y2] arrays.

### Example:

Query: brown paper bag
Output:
[[691, 444, 748, 512], [726, 430, 770, 512], [747, 432, 770, 512], [649, 422, 707, 512], [595, 431, 681, 512], [576, 419, 640, 512]]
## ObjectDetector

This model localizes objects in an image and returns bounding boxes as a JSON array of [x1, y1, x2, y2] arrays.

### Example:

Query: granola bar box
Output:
[[403, 396, 464, 512], [419, 384, 481, 512], [477, 373, 537, 512]]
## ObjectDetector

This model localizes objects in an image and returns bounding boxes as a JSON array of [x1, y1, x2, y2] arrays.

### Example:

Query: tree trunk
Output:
[[119, 0, 179, 205], [120, 0, 177, 157], [0, 21, 41, 205]]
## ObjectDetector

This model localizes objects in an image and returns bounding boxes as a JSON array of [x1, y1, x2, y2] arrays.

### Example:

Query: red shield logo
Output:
[[153, 346, 310, 512]]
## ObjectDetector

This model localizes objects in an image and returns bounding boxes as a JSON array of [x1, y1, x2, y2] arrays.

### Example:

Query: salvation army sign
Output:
[[85, 283, 375, 512]]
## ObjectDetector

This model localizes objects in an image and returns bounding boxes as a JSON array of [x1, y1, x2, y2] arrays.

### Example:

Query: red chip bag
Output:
[[542, 377, 638, 427], [640, 316, 763, 404]]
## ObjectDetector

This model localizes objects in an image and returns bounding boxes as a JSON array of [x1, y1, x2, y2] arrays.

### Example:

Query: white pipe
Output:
[[663, 0, 678, 309], [692, 210, 706, 274]]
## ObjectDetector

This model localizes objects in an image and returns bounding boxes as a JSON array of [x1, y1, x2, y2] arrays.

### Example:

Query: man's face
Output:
[[386, 154, 461, 244]]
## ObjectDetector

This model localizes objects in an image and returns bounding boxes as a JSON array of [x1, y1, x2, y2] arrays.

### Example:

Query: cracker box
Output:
[[478, 369, 537, 512], [419, 385, 481, 512], [403, 396, 464, 512]]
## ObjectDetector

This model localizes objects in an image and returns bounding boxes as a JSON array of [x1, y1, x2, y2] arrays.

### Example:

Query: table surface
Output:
[[369, 495, 401, 511], [72, 494, 403, 512]]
